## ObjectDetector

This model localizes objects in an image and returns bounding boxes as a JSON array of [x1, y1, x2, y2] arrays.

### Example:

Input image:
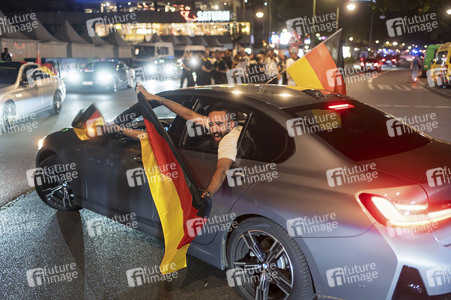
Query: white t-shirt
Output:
[[218, 126, 242, 162], [286, 58, 296, 86]]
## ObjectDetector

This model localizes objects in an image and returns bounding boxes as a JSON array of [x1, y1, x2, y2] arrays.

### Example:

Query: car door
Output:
[[167, 95, 257, 245], [31, 69, 55, 108], [14, 65, 41, 117]]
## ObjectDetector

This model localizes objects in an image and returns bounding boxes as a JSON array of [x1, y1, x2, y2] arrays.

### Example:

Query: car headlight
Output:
[[68, 70, 81, 83], [96, 71, 113, 84], [38, 137, 45, 150]]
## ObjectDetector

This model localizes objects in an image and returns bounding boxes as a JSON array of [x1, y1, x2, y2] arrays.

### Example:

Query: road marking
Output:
[[378, 84, 393, 90], [393, 105, 409, 107], [394, 85, 411, 91], [375, 104, 451, 109], [413, 105, 432, 108], [376, 104, 392, 107], [435, 106, 451, 109], [368, 78, 374, 90]]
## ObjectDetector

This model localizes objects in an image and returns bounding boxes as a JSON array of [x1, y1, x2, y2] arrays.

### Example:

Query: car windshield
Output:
[[0, 66, 19, 84], [436, 51, 449, 64], [84, 62, 116, 72], [286, 101, 431, 161], [134, 46, 155, 58]]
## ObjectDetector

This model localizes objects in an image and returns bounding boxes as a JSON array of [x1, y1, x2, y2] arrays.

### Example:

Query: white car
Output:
[[0, 62, 66, 132]]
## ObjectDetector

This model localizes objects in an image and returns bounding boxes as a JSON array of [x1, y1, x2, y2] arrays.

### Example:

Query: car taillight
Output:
[[360, 62, 364, 66], [358, 193, 451, 227], [382, 58, 386, 62], [328, 103, 355, 110], [392, 59, 397, 62], [374, 63, 379, 66]]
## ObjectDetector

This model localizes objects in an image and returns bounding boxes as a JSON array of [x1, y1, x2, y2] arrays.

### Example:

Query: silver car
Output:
[[0, 62, 66, 132]]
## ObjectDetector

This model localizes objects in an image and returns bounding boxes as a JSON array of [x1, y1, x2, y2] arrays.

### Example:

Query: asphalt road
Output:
[[0, 68, 450, 299]]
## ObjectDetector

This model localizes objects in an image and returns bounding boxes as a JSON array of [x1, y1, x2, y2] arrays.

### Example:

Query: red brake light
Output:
[[392, 59, 397, 62], [328, 104, 355, 110], [382, 58, 386, 61], [358, 193, 451, 227]]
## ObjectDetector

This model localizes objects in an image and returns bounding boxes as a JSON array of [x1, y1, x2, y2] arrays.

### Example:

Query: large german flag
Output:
[[287, 29, 346, 95], [137, 92, 211, 274]]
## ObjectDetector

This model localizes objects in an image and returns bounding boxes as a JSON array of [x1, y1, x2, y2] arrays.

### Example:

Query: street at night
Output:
[[0, 0, 451, 299]]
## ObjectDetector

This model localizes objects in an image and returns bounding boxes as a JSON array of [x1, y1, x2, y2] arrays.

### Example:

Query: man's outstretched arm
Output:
[[202, 158, 234, 198]]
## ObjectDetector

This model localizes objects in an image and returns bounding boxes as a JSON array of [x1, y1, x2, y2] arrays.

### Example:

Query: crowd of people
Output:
[[180, 49, 299, 87]]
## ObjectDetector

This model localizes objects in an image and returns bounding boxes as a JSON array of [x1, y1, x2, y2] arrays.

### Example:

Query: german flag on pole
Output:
[[287, 29, 346, 95], [137, 92, 211, 274], [72, 104, 106, 141]]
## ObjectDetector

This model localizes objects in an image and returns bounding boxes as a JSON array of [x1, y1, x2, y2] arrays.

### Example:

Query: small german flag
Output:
[[137, 92, 211, 274], [72, 104, 106, 141], [287, 29, 346, 95]]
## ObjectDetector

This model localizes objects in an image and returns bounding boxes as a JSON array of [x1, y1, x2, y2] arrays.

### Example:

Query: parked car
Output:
[[360, 58, 381, 72], [34, 85, 451, 300], [422, 44, 441, 77], [0, 61, 66, 132], [430, 42, 451, 87], [66, 60, 135, 92]]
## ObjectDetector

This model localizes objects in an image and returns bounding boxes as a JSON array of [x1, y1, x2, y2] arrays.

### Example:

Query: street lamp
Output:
[[447, 9, 451, 15], [347, 3, 356, 11], [256, 12, 264, 18]]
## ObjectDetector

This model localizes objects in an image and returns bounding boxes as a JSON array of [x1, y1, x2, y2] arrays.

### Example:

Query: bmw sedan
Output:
[[66, 60, 135, 92], [0, 62, 66, 132], [33, 85, 451, 300]]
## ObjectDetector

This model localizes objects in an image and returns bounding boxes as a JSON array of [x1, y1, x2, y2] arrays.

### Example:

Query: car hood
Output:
[[0, 83, 15, 92]]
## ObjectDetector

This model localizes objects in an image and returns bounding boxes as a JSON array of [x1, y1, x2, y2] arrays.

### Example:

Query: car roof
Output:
[[161, 84, 348, 109], [0, 62, 37, 68]]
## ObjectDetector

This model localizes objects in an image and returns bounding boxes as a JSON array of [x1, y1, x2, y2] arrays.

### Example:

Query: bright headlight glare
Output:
[[38, 138, 44, 150], [147, 65, 157, 74], [96, 71, 113, 84]]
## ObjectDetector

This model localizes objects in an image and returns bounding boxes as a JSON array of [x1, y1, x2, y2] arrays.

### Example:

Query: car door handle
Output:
[[134, 154, 143, 164]]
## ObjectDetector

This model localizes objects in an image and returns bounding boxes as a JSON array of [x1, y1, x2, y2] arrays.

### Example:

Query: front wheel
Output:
[[52, 91, 62, 114], [227, 217, 314, 300], [1, 101, 17, 133], [34, 154, 80, 211]]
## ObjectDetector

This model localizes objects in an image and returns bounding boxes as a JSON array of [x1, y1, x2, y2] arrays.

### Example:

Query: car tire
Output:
[[226, 217, 314, 300], [1, 101, 17, 133], [52, 91, 62, 115], [34, 154, 81, 211]]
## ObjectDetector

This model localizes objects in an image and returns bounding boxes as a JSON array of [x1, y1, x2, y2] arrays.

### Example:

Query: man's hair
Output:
[[209, 103, 237, 121]]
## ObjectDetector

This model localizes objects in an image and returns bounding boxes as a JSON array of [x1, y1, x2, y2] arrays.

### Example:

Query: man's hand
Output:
[[136, 83, 160, 102], [202, 158, 234, 198]]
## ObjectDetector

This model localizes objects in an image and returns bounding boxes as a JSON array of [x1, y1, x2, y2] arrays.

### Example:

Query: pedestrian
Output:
[[1, 48, 12, 62], [278, 51, 288, 85], [212, 50, 229, 84], [247, 54, 266, 84], [286, 52, 299, 86], [264, 50, 279, 84], [180, 52, 195, 88], [411, 56, 420, 83], [197, 51, 213, 86], [233, 48, 249, 70], [223, 50, 233, 69]]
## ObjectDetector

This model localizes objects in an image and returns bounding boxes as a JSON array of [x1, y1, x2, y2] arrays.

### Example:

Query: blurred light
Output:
[[354, 47, 359, 51], [280, 31, 292, 45], [385, 41, 390, 44], [256, 12, 264, 18], [375, 40, 379, 44], [315, 33, 320, 37], [244, 48, 252, 54], [128, 2, 131, 5], [38, 138, 44, 150], [393, 42, 398, 46], [147, 64, 157, 74], [279, 93, 292, 97], [347, 3, 356, 11], [447, 9, 451, 15], [343, 46, 351, 58], [304, 38, 310, 45], [264, 1, 268, 5], [214, 5, 219, 9], [232, 90, 243, 94], [96, 71, 113, 84], [349, 37, 353, 41]]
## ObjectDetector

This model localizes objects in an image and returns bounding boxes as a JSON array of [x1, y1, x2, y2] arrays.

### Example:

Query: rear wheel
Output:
[[227, 217, 314, 300], [34, 154, 80, 211], [52, 91, 62, 114]]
